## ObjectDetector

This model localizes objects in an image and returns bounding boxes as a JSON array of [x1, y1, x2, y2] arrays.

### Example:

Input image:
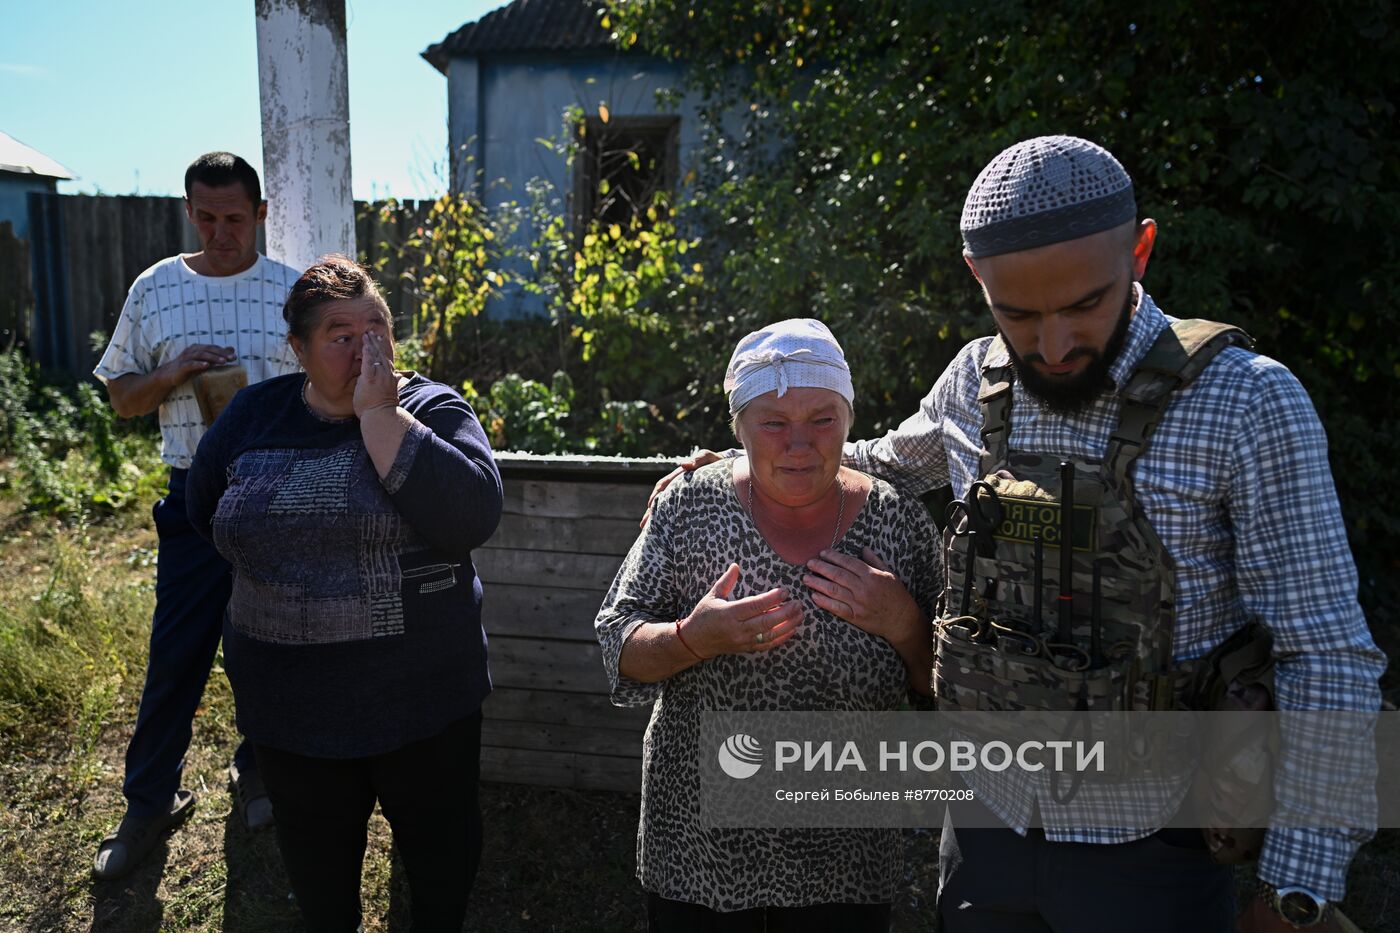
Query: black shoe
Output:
[[92, 789, 196, 880], [229, 760, 274, 832]]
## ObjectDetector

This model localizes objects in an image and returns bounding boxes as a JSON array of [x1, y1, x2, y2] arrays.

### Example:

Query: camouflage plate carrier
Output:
[[933, 319, 1252, 713]]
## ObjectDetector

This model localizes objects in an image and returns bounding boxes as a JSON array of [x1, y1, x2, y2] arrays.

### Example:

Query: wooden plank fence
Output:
[[478, 454, 674, 793], [355, 198, 433, 336], [23, 193, 432, 375], [25, 193, 236, 373], [0, 221, 30, 349]]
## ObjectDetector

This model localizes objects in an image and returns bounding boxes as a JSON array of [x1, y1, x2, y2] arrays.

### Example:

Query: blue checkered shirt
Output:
[[846, 288, 1385, 900]]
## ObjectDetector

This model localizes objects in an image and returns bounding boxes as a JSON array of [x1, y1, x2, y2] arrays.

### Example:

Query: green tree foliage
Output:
[[604, 0, 1399, 585]]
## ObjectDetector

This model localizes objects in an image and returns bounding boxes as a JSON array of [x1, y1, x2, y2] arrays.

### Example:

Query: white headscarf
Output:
[[723, 318, 854, 415]]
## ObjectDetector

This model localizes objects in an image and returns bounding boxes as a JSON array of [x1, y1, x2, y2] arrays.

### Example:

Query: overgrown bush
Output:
[[386, 191, 518, 383], [522, 187, 706, 452], [371, 169, 707, 456], [528, 197, 704, 406], [0, 351, 164, 519]]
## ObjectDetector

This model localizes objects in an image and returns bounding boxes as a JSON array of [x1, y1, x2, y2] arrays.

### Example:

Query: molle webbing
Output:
[[978, 371, 1014, 474], [1104, 320, 1252, 497]]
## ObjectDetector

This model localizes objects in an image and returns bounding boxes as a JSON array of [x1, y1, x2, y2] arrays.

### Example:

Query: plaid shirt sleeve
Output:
[[843, 342, 986, 494], [1229, 356, 1386, 901]]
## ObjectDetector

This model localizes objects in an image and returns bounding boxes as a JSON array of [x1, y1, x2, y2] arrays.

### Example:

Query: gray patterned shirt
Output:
[[94, 254, 302, 468], [845, 287, 1385, 900]]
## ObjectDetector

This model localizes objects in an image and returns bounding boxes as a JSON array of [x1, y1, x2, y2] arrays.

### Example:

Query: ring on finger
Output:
[[754, 631, 767, 645]]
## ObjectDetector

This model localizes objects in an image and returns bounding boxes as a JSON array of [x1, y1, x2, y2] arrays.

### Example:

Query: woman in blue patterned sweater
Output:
[[187, 255, 502, 932]]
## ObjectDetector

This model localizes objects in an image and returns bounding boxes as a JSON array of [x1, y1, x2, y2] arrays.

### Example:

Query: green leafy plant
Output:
[[596, 399, 670, 457], [374, 193, 517, 384], [463, 372, 577, 454], [0, 351, 164, 519]]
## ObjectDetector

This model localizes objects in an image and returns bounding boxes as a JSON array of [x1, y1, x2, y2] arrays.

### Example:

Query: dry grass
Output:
[[0, 500, 943, 932], [0, 499, 1391, 932]]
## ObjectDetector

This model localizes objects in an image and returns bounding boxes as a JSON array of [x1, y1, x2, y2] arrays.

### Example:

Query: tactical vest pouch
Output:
[[932, 617, 1133, 713], [933, 619, 1154, 782], [1184, 621, 1277, 864]]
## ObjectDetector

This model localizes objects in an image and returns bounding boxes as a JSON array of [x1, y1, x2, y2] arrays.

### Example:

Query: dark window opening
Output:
[[573, 116, 679, 236]]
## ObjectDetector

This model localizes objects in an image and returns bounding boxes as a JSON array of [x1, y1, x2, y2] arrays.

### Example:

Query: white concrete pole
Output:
[[255, 0, 355, 272]]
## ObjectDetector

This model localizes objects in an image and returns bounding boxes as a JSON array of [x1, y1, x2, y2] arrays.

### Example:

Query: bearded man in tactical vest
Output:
[[646, 136, 1384, 932], [905, 136, 1386, 933]]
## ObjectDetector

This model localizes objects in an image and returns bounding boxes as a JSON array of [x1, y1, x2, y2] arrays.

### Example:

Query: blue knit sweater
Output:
[[186, 372, 502, 758]]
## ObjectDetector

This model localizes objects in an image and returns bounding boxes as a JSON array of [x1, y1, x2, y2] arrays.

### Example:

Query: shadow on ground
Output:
[[89, 845, 169, 931], [220, 808, 299, 931]]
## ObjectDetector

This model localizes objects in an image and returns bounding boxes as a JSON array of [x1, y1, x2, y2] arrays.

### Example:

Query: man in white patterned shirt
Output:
[[652, 136, 1383, 931], [91, 152, 302, 880]]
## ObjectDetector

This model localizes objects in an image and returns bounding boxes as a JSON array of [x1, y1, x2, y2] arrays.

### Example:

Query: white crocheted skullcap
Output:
[[724, 318, 854, 416], [961, 135, 1136, 258]]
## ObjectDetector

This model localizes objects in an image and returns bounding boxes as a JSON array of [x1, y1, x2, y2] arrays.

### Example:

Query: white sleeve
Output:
[[93, 281, 155, 382]]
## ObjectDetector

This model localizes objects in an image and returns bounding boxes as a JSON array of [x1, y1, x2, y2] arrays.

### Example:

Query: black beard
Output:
[[1000, 289, 1135, 414]]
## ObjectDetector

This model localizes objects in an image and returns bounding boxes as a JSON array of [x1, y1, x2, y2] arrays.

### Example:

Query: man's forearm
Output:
[[105, 369, 177, 418], [843, 434, 943, 494]]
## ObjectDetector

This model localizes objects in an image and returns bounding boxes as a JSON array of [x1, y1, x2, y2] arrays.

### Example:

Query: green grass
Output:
[[0, 529, 144, 744]]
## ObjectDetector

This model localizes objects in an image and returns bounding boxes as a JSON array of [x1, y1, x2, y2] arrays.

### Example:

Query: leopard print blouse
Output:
[[595, 459, 941, 911]]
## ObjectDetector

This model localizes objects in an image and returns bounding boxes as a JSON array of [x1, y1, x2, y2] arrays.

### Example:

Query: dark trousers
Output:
[[122, 468, 254, 818], [647, 894, 891, 932], [937, 803, 1235, 932], [254, 712, 484, 933]]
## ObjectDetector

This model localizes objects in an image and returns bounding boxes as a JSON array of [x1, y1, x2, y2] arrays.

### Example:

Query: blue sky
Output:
[[0, 0, 500, 200]]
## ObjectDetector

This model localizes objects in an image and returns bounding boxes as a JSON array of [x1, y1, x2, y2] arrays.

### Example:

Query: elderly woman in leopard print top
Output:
[[595, 319, 939, 932]]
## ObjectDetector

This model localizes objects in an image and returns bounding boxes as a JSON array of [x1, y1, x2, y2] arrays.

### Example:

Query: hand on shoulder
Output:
[[642, 449, 725, 528]]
